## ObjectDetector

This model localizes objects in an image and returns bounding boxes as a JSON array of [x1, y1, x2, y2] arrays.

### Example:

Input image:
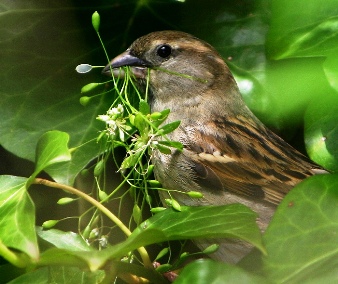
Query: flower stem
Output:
[[33, 178, 152, 268]]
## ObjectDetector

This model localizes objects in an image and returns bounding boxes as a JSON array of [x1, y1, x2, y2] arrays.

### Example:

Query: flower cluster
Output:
[[97, 104, 132, 141]]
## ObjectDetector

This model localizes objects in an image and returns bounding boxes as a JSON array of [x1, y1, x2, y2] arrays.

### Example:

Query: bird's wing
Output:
[[183, 115, 319, 205]]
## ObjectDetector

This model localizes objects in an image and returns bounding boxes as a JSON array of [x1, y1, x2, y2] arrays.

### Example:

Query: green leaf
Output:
[[154, 247, 169, 261], [323, 52, 338, 92], [37, 227, 92, 252], [157, 120, 181, 135], [139, 99, 150, 115], [8, 266, 105, 284], [305, 96, 338, 171], [120, 151, 142, 170], [175, 259, 265, 284], [150, 109, 171, 126], [263, 174, 338, 283], [33, 131, 71, 180], [102, 204, 264, 264], [133, 113, 148, 136], [0, 175, 38, 261], [267, 0, 338, 59], [155, 144, 172, 155], [35, 204, 263, 272], [0, 2, 111, 186], [158, 140, 183, 151]]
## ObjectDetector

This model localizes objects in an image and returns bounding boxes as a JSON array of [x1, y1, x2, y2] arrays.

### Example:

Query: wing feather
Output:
[[182, 115, 321, 205]]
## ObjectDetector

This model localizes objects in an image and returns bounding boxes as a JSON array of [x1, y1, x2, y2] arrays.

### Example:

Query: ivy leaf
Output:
[[176, 259, 264, 284], [37, 204, 263, 271], [263, 174, 338, 283], [157, 120, 181, 135], [0, 176, 38, 262], [29, 131, 71, 184]]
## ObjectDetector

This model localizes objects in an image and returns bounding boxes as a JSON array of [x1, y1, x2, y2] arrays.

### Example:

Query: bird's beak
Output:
[[102, 50, 149, 79]]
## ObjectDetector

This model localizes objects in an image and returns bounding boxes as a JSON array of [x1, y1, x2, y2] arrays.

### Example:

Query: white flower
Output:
[[97, 114, 110, 122]]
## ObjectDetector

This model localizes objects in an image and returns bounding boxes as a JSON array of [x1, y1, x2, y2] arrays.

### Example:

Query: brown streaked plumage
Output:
[[102, 31, 325, 263]]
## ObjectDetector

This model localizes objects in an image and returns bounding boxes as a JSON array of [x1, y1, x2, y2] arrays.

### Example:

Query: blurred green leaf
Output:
[[175, 259, 266, 284], [1, 1, 338, 281], [305, 96, 338, 171], [263, 174, 338, 283], [0, 0, 136, 185], [267, 0, 338, 59], [0, 176, 38, 261], [8, 266, 105, 284], [323, 52, 338, 92]]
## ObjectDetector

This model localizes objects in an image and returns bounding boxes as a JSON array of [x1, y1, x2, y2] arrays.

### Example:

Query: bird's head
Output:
[[103, 31, 241, 113]]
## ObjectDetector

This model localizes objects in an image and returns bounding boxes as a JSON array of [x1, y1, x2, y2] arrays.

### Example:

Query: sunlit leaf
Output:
[[37, 228, 91, 252], [34, 131, 71, 176], [0, 176, 38, 261], [175, 259, 264, 284], [263, 174, 338, 283]]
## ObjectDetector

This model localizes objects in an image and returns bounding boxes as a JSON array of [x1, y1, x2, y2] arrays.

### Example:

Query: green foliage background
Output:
[[1, 0, 338, 181], [1, 0, 338, 283]]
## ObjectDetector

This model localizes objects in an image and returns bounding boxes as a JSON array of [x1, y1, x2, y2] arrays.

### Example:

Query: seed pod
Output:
[[81, 82, 100, 93], [150, 207, 166, 213], [57, 197, 75, 205], [42, 219, 58, 229], [155, 247, 169, 261], [79, 96, 91, 106], [92, 11, 100, 32], [148, 180, 161, 187], [187, 191, 204, 198], [94, 160, 104, 177], [202, 244, 220, 254], [98, 189, 108, 202], [132, 204, 142, 224]]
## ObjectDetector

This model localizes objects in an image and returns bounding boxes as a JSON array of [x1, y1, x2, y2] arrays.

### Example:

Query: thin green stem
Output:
[[33, 178, 152, 268]]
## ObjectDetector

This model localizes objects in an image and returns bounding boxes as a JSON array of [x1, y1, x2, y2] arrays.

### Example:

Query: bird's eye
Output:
[[156, 44, 172, 58]]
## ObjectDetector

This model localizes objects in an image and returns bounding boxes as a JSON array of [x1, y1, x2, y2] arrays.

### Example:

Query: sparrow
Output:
[[102, 31, 325, 263]]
